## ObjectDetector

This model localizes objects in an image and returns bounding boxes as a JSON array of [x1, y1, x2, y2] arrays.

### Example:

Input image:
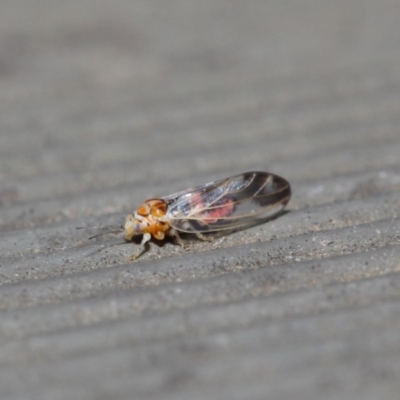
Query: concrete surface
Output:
[[1, 0, 400, 399]]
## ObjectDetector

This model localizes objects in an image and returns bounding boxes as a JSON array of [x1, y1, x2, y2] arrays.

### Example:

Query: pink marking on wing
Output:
[[200, 198, 235, 224]]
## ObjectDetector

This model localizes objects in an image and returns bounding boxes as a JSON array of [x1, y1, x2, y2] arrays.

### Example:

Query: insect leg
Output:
[[194, 231, 214, 242], [128, 233, 152, 261], [167, 228, 185, 247], [141, 232, 152, 245], [168, 227, 213, 246], [128, 242, 151, 261]]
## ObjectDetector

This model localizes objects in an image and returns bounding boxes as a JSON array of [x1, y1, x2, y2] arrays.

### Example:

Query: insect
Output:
[[123, 171, 291, 259]]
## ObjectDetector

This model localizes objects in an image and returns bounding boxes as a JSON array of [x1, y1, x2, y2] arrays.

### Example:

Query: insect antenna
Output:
[[75, 225, 124, 239], [88, 230, 123, 240], [83, 240, 128, 257]]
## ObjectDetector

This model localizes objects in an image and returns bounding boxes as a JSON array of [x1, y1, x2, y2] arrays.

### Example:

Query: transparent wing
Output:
[[164, 171, 291, 233]]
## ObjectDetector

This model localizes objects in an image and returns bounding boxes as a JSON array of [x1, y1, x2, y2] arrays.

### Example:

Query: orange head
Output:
[[124, 199, 169, 241]]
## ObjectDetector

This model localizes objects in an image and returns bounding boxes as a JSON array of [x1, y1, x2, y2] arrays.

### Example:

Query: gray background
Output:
[[1, 1, 400, 399]]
